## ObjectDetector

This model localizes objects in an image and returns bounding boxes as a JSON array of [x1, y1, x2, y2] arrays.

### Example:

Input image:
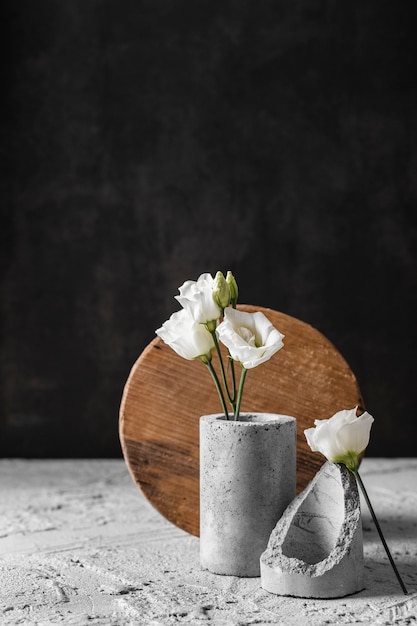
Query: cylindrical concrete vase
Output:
[[199, 413, 296, 577]]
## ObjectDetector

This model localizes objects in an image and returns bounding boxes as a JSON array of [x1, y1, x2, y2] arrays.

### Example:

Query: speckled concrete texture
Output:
[[200, 413, 296, 576], [261, 461, 364, 598], [1, 458, 417, 625]]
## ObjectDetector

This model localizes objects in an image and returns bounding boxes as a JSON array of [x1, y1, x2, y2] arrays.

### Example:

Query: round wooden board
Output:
[[119, 305, 364, 537]]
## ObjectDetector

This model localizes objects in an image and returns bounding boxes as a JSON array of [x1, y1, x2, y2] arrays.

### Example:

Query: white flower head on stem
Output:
[[156, 308, 214, 361], [216, 308, 284, 369], [304, 407, 374, 471], [175, 273, 221, 329], [305, 407, 408, 594]]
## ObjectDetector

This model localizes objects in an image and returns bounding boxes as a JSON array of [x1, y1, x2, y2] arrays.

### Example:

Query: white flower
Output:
[[304, 407, 374, 471], [175, 273, 221, 327], [156, 308, 214, 361], [216, 308, 284, 369]]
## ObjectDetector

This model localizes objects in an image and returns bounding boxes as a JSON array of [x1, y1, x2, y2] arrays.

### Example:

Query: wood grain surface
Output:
[[119, 305, 364, 537]]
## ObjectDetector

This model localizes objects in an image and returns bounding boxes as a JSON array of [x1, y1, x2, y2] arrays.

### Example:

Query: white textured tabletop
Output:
[[1, 458, 416, 625]]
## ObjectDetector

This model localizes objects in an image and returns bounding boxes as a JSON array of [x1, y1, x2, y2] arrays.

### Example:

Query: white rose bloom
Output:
[[175, 273, 221, 325], [304, 407, 374, 471], [216, 308, 284, 369], [156, 308, 214, 361]]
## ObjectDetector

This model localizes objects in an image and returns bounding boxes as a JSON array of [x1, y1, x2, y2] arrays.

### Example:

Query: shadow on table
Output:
[[360, 561, 416, 599], [362, 513, 417, 542], [361, 513, 417, 599]]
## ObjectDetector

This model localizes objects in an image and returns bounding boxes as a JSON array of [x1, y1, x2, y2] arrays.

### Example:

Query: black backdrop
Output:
[[1, 2, 416, 458]]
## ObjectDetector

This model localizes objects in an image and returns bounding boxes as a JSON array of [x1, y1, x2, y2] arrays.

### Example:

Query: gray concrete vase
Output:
[[200, 413, 296, 577]]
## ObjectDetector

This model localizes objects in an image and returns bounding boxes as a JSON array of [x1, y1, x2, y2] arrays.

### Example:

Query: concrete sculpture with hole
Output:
[[260, 461, 364, 598]]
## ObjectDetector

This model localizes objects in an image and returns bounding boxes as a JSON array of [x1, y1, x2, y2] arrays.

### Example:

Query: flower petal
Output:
[[175, 273, 221, 324], [336, 412, 374, 454], [216, 308, 284, 369], [156, 308, 214, 360]]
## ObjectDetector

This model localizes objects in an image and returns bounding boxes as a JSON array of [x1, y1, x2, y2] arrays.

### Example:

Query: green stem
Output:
[[229, 299, 237, 404], [211, 331, 235, 407], [354, 470, 408, 595], [205, 360, 229, 420], [234, 366, 247, 420], [230, 357, 237, 405]]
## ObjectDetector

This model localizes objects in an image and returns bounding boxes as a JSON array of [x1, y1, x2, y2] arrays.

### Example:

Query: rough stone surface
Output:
[[200, 413, 296, 576], [261, 461, 364, 598], [1, 458, 417, 625]]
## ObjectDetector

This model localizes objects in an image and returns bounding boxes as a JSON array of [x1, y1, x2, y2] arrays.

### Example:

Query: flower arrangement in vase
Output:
[[156, 271, 296, 576], [156, 271, 285, 420]]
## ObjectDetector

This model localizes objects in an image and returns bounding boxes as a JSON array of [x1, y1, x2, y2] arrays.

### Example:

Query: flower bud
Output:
[[226, 271, 238, 303], [212, 271, 231, 310]]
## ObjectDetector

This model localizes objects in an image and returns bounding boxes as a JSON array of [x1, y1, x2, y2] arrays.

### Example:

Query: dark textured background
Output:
[[1, 2, 416, 458]]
